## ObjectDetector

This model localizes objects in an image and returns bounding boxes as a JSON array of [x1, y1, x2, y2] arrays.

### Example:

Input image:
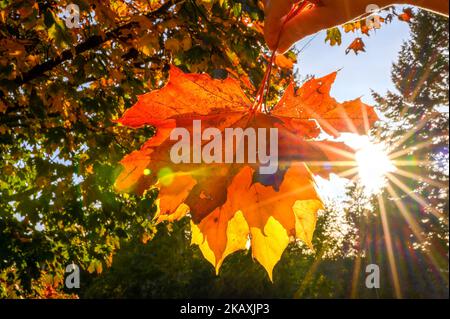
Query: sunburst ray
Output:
[[377, 195, 403, 298], [387, 173, 448, 224]]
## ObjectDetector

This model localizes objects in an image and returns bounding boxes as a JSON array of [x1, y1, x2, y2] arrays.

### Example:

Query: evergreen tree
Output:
[[358, 9, 449, 298], [375, 9, 448, 255]]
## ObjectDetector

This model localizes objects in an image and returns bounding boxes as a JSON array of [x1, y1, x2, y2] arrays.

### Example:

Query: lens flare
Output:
[[354, 139, 396, 194]]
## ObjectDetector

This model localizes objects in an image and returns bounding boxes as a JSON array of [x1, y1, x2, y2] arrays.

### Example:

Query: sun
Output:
[[355, 139, 396, 194], [341, 134, 396, 194]]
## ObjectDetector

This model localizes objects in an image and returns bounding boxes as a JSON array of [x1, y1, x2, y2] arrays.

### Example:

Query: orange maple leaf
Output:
[[345, 38, 366, 55], [274, 54, 296, 69], [115, 65, 378, 279], [398, 8, 414, 22]]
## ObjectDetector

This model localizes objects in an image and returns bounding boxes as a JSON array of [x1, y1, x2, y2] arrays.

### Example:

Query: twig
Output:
[[1, 0, 183, 93]]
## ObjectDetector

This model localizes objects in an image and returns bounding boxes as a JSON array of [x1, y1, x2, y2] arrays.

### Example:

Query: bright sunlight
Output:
[[346, 135, 397, 194]]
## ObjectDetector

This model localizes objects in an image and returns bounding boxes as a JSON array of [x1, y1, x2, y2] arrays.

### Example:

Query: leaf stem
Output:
[[250, 1, 314, 114]]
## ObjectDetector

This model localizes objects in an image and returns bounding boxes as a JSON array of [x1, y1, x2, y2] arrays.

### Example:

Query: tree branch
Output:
[[2, 0, 183, 90]]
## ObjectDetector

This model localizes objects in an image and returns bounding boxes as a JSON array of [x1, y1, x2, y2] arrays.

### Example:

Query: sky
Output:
[[291, 14, 412, 199], [293, 15, 412, 105]]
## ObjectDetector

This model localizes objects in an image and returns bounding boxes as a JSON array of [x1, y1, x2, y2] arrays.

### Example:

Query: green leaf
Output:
[[232, 3, 242, 17], [325, 28, 342, 46], [46, 11, 72, 50]]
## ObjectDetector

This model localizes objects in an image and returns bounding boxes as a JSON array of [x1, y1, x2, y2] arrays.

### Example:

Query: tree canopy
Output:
[[0, 0, 296, 297]]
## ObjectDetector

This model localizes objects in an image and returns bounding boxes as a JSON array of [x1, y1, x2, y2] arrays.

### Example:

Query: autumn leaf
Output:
[[274, 53, 296, 69], [346, 38, 366, 55], [325, 27, 342, 46], [116, 66, 249, 129], [361, 25, 371, 36], [273, 71, 377, 137], [398, 8, 414, 22], [343, 21, 361, 33], [115, 65, 378, 279]]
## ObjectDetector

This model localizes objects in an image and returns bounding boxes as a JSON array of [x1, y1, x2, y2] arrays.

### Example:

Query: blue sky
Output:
[[294, 15, 411, 105], [291, 14, 413, 198]]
